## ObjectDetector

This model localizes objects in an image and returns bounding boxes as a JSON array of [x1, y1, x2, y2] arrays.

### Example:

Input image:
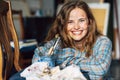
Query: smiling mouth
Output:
[[72, 30, 83, 35]]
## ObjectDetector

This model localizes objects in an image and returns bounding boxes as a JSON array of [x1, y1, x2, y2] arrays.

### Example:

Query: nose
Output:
[[74, 22, 80, 29]]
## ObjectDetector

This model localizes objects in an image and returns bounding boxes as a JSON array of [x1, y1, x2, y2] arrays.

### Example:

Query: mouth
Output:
[[72, 30, 83, 35]]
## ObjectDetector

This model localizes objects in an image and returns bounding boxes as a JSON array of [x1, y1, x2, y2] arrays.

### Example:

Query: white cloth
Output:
[[20, 62, 87, 80]]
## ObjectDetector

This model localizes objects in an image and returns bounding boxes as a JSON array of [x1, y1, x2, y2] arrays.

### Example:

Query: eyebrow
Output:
[[68, 17, 87, 20]]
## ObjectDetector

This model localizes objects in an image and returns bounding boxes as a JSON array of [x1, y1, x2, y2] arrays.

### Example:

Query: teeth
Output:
[[72, 31, 81, 35]]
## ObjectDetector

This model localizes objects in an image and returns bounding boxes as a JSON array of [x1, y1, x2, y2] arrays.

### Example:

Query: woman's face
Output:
[[67, 7, 89, 42]]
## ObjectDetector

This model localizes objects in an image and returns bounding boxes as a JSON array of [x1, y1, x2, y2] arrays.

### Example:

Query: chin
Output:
[[72, 37, 82, 41]]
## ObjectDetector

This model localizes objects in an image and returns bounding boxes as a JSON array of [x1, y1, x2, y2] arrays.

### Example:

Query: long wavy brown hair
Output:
[[45, 0, 101, 57]]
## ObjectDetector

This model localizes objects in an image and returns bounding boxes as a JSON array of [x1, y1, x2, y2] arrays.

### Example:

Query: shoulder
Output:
[[96, 36, 112, 44], [43, 38, 62, 49], [43, 39, 56, 48], [92, 36, 112, 56], [94, 36, 112, 48]]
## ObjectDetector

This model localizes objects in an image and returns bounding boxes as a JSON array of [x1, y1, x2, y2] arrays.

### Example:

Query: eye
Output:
[[79, 19, 85, 22], [67, 20, 73, 24]]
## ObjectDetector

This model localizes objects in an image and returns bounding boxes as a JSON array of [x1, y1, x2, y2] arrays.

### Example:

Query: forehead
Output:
[[69, 7, 87, 19]]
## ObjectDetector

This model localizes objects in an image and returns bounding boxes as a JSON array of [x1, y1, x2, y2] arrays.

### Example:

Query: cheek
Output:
[[83, 29, 89, 37], [81, 24, 88, 29], [66, 25, 72, 31], [83, 30, 88, 35], [67, 23, 75, 30]]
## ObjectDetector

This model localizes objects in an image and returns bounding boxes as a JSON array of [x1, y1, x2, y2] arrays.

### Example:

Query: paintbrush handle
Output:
[[48, 46, 53, 55], [48, 37, 60, 56]]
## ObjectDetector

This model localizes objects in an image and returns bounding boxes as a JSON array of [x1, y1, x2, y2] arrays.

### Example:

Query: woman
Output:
[[32, 0, 112, 80], [10, 0, 112, 80]]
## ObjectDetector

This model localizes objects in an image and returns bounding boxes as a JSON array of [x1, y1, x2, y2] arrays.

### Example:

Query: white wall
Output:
[[83, 0, 102, 3], [42, 0, 54, 17], [117, 0, 120, 30], [11, 0, 55, 17]]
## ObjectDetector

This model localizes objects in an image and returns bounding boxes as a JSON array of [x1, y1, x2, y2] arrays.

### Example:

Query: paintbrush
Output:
[[48, 34, 60, 56]]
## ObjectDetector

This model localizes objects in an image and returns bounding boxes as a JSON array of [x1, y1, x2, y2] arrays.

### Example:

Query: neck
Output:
[[74, 41, 82, 49]]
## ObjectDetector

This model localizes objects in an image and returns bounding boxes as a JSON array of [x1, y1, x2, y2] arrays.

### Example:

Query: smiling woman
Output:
[[10, 0, 112, 80]]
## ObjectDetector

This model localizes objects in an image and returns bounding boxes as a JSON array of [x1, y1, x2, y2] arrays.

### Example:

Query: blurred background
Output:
[[10, 0, 119, 79]]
